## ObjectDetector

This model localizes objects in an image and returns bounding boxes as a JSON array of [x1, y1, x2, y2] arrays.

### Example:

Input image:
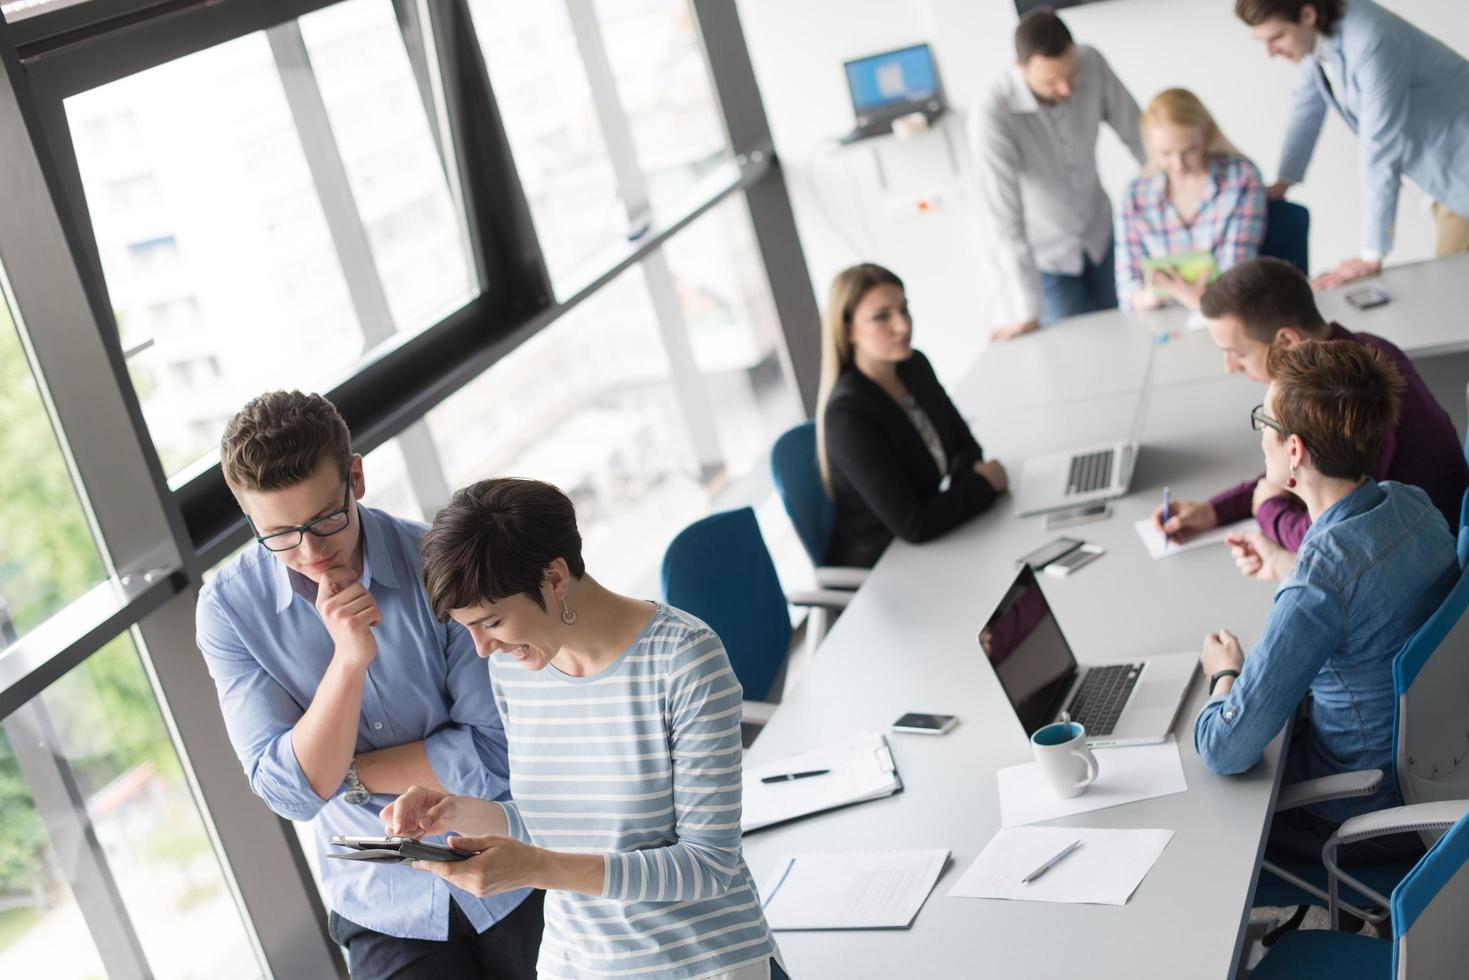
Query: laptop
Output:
[[1011, 356, 1154, 516], [839, 43, 945, 144], [978, 566, 1195, 747]]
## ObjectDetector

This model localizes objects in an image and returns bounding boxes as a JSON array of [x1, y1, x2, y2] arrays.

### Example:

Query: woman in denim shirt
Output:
[[1192, 339, 1458, 859]]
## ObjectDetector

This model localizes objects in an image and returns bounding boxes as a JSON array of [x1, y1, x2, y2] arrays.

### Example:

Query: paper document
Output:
[[997, 737, 1187, 827], [743, 732, 901, 832], [1133, 517, 1255, 559], [949, 827, 1173, 905], [760, 849, 949, 929]]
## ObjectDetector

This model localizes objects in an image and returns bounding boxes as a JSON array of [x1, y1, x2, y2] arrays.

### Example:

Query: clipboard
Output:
[[742, 732, 903, 833]]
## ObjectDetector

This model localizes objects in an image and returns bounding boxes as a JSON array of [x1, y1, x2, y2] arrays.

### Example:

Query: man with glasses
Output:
[[1151, 257, 1465, 552], [196, 391, 542, 979]]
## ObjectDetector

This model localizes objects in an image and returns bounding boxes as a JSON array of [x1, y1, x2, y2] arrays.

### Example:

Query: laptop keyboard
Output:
[[1066, 663, 1142, 737], [1066, 449, 1115, 495]]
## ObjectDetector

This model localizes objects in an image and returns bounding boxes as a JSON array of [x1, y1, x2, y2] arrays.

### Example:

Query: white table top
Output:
[[1315, 252, 1469, 359], [745, 319, 1292, 979]]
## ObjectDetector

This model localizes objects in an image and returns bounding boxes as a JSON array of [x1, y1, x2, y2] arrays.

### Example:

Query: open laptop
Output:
[[978, 566, 1195, 747], [839, 43, 945, 144], [1011, 356, 1154, 516]]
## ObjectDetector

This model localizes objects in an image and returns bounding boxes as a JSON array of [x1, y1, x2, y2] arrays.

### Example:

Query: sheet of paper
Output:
[[760, 849, 950, 929], [949, 827, 1173, 906], [1133, 517, 1255, 559], [742, 732, 899, 832], [997, 737, 1187, 827]]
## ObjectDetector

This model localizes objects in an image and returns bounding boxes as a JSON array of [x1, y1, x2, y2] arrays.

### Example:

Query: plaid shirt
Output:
[[1115, 154, 1266, 303]]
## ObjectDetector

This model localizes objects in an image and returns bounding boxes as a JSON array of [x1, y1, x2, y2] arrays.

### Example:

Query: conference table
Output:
[[741, 255, 1468, 979]]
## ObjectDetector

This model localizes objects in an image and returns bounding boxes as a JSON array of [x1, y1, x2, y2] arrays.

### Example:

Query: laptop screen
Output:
[[843, 44, 939, 116], [979, 567, 1079, 736]]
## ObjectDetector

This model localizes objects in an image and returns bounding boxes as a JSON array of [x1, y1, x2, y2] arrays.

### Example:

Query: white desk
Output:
[[1316, 252, 1469, 359], [745, 320, 1289, 979]]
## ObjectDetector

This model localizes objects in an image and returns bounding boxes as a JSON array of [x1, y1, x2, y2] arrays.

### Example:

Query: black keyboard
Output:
[[1065, 663, 1142, 737], [1066, 448, 1115, 495]]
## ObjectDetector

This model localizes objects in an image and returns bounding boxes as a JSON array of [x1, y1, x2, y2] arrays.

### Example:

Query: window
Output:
[[0, 272, 105, 650], [64, 0, 475, 478], [0, 635, 258, 979]]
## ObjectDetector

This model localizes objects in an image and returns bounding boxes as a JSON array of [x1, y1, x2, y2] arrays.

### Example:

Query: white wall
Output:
[[738, 0, 1469, 386]]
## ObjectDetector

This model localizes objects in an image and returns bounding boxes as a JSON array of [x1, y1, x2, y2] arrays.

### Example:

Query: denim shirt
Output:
[[1193, 480, 1458, 823], [197, 504, 530, 939]]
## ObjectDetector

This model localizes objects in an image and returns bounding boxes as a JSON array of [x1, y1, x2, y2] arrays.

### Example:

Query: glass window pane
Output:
[[467, 0, 626, 291], [0, 634, 259, 979], [595, 0, 730, 210], [0, 269, 106, 647], [64, 0, 474, 478]]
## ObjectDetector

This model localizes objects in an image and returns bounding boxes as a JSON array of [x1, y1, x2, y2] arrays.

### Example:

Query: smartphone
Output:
[[1045, 502, 1111, 531], [1345, 286, 1390, 310], [892, 712, 959, 735], [1015, 537, 1083, 570], [1042, 543, 1105, 578]]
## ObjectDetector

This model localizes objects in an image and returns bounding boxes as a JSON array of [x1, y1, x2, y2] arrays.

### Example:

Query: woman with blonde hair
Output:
[[1116, 87, 1265, 311], [815, 263, 1007, 568]]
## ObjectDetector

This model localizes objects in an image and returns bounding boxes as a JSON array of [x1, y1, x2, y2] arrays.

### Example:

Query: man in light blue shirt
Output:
[[1237, 0, 1469, 287], [196, 391, 541, 978]]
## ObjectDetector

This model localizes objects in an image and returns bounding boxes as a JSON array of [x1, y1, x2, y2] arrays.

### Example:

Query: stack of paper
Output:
[[1133, 517, 1255, 559], [949, 826, 1173, 906], [760, 849, 950, 929], [997, 737, 1187, 827], [742, 732, 901, 832]]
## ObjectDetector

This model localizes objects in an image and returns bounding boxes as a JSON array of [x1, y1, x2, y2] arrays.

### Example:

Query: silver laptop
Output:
[[1011, 357, 1154, 516], [979, 566, 1195, 747]]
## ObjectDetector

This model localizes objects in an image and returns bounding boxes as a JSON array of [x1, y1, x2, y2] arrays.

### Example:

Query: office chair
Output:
[[1260, 199, 1310, 274], [1248, 803, 1469, 979], [660, 507, 850, 731], [1254, 564, 1469, 934], [769, 421, 868, 592], [1459, 487, 1469, 569]]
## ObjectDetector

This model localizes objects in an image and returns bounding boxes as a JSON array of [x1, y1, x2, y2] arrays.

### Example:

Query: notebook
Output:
[[759, 849, 950, 929], [742, 732, 902, 833]]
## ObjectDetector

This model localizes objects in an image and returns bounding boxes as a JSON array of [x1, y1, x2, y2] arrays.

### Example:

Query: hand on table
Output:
[[991, 318, 1039, 342], [974, 458, 1008, 493], [1312, 257, 1381, 290], [1200, 628, 1245, 691]]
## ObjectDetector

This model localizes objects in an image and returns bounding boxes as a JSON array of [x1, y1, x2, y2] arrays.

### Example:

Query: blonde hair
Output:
[[1140, 88, 1244, 174], [815, 263, 905, 496]]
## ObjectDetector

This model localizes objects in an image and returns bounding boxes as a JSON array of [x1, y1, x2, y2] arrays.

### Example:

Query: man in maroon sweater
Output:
[[1154, 257, 1466, 549]]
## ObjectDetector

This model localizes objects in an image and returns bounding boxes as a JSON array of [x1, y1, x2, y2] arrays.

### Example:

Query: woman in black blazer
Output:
[[817, 263, 1008, 568]]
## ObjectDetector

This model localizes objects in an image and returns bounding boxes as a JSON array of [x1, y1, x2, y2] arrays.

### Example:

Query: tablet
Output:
[[1141, 250, 1218, 297], [327, 835, 473, 864]]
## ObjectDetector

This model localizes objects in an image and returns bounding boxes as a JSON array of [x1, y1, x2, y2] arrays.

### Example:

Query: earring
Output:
[[1286, 462, 1297, 489], [559, 596, 578, 626]]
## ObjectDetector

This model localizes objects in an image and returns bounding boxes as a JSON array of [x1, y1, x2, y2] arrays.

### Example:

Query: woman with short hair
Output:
[[383, 478, 786, 979]]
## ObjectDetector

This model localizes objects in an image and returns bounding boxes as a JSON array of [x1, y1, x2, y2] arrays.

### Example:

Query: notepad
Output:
[[949, 827, 1173, 906], [1133, 517, 1255, 559], [760, 849, 950, 929], [742, 732, 901, 832]]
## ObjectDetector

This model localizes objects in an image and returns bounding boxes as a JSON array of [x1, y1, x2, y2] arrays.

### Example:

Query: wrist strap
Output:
[[1210, 669, 1241, 694]]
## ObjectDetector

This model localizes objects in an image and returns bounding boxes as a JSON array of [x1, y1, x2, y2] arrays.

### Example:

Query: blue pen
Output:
[[1162, 486, 1172, 550]]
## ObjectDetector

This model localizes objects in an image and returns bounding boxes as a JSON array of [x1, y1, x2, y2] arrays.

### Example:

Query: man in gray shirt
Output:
[[970, 9, 1146, 340]]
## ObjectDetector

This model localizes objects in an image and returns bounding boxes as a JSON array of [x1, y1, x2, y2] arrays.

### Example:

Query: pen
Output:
[[1161, 485, 1172, 550], [1021, 839, 1083, 884], [760, 769, 831, 784]]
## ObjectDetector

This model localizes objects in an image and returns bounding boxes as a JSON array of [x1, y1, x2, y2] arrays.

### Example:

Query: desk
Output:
[[745, 320, 1288, 979]]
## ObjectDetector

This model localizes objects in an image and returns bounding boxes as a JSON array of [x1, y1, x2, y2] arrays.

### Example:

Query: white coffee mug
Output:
[[1031, 721, 1099, 799]]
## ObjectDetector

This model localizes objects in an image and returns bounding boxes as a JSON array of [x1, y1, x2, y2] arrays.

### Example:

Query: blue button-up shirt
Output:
[[197, 504, 529, 939], [1194, 480, 1457, 823]]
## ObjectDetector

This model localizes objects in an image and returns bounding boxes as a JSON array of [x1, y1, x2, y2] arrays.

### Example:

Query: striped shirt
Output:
[[489, 603, 777, 979], [1115, 154, 1266, 304]]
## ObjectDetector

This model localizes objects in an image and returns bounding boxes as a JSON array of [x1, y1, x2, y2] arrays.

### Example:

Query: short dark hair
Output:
[[1234, 0, 1344, 36], [1015, 9, 1073, 62], [1266, 340, 1403, 480], [221, 391, 352, 494], [420, 478, 586, 621], [1200, 257, 1326, 343]]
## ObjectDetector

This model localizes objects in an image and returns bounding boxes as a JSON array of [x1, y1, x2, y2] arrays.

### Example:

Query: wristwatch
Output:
[[343, 759, 370, 806], [1209, 669, 1241, 695]]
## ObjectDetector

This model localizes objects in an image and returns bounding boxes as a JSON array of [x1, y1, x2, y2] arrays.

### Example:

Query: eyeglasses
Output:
[[246, 482, 353, 552], [1249, 404, 1286, 438]]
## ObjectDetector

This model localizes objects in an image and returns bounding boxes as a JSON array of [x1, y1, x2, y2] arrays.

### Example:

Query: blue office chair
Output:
[[661, 507, 849, 730], [1255, 563, 1469, 932], [769, 421, 867, 592], [1249, 803, 1469, 979], [1458, 487, 1469, 569], [1260, 199, 1310, 274]]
